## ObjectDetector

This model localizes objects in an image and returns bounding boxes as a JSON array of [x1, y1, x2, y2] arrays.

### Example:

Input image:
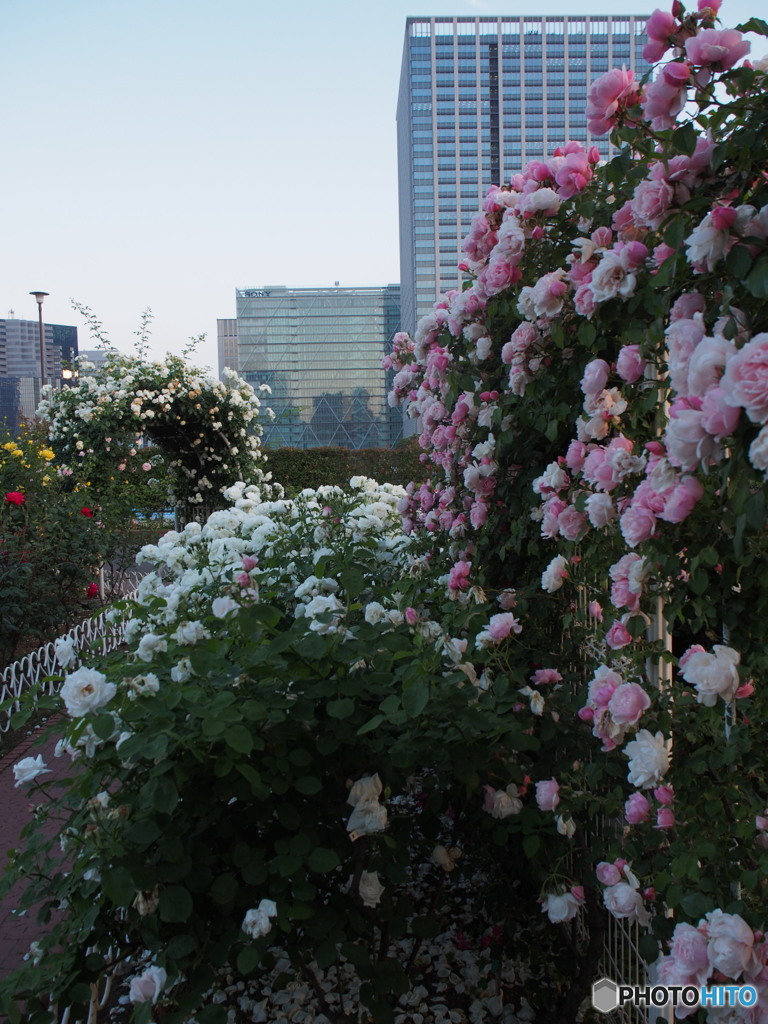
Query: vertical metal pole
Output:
[[37, 301, 46, 382]]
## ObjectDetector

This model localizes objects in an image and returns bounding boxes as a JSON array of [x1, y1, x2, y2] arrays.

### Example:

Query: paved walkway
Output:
[[0, 725, 65, 982]]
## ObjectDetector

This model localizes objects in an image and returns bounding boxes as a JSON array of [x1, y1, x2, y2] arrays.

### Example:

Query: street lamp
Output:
[[29, 291, 49, 382]]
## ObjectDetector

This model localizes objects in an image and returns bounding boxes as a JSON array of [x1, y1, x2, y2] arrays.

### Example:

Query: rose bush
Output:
[[2, 3, 768, 1022]]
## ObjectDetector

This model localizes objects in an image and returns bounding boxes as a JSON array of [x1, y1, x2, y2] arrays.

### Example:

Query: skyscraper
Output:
[[397, 15, 650, 334], [0, 318, 78, 433], [234, 285, 402, 450]]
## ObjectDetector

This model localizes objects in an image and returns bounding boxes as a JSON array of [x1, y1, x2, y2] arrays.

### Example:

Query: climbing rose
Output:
[[5, 491, 24, 506]]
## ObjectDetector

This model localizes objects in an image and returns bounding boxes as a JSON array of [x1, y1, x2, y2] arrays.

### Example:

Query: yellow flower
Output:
[[42, 475, 51, 486], [11, 449, 23, 458], [2, 441, 17, 452], [39, 449, 55, 461]]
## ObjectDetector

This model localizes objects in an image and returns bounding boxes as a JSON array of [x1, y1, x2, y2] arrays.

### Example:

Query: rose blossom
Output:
[[541, 554, 569, 592], [60, 667, 117, 718], [128, 965, 167, 1004], [586, 68, 642, 135], [542, 890, 581, 923], [680, 644, 741, 706], [603, 882, 650, 926], [685, 28, 751, 70], [605, 620, 633, 650], [625, 792, 651, 824], [608, 682, 650, 724], [616, 345, 646, 384], [581, 358, 610, 397], [535, 778, 560, 812], [242, 899, 278, 940], [655, 807, 675, 829], [13, 755, 51, 787], [596, 862, 622, 886], [585, 492, 615, 528], [624, 730, 671, 788], [619, 504, 657, 547], [749, 426, 768, 472], [706, 910, 758, 980], [721, 334, 768, 424]]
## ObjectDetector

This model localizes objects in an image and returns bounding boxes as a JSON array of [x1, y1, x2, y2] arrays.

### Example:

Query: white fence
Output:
[[0, 578, 142, 734]]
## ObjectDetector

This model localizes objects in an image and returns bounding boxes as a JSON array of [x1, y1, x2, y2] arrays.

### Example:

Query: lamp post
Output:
[[29, 291, 49, 383]]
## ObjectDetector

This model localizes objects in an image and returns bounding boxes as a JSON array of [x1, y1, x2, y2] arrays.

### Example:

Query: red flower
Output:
[[80, 507, 94, 517], [5, 492, 25, 506], [86, 582, 99, 597]]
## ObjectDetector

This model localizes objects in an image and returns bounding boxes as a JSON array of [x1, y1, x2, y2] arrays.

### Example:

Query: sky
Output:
[[2, 0, 764, 374]]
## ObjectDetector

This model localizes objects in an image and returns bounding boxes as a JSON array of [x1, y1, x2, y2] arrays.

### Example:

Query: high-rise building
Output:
[[0, 318, 78, 433], [216, 319, 239, 381], [234, 285, 402, 450], [397, 15, 650, 333]]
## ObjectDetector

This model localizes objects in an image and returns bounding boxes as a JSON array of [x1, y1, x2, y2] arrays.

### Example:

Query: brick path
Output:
[[0, 725, 65, 982]]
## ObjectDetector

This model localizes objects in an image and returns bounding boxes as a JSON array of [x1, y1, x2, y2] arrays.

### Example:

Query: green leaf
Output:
[[726, 245, 753, 280], [195, 1006, 228, 1024], [680, 891, 715, 918], [237, 945, 262, 976], [402, 679, 429, 718], [357, 713, 385, 735], [226, 724, 254, 755], [159, 885, 194, 922], [91, 712, 116, 740], [339, 567, 365, 598], [294, 775, 322, 795], [307, 847, 340, 873], [327, 697, 354, 719], [639, 934, 661, 964], [735, 17, 768, 34], [210, 873, 239, 905], [671, 122, 697, 156], [102, 866, 136, 906], [166, 933, 198, 960], [523, 833, 541, 859], [745, 257, 768, 299]]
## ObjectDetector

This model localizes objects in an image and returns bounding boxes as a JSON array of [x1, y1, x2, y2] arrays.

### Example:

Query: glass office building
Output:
[[397, 15, 650, 334], [235, 285, 402, 450]]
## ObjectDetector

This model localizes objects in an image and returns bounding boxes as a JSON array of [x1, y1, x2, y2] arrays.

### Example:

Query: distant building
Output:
[[397, 14, 651, 333], [216, 319, 239, 380], [78, 349, 110, 371], [233, 285, 402, 449], [0, 318, 78, 434]]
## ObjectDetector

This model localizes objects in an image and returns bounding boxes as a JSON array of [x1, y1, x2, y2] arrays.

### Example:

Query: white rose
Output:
[[681, 645, 741, 706], [364, 602, 388, 625], [13, 755, 51, 787], [749, 426, 768, 472], [603, 882, 650, 927], [136, 633, 168, 662], [585, 492, 616, 529], [706, 909, 758, 980], [358, 871, 385, 908], [60, 667, 117, 717], [242, 898, 278, 940], [128, 965, 167, 1004], [54, 636, 77, 669], [541, 555, 569, 593], [173, 620, 211, 644], [543, 891, 580, 923], [624, 730, 671, 788], [211, 596, 239, 619]]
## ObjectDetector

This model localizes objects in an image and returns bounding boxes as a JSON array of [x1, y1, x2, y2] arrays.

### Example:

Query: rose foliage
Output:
[[3, 4, 768, 1023]]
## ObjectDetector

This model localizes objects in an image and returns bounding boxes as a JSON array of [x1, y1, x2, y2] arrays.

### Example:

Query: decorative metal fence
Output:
[[0, 575, 143, 734]]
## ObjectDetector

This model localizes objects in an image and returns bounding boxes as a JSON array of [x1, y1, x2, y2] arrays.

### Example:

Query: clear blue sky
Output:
[[1, 0, 763, 372]]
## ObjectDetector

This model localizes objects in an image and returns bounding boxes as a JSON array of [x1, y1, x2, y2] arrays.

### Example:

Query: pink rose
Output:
[[654, 785, 674, 805], [487, 612, 523, 641], [644, 8, 678, 63], [721, 334, 768, 424], [668, 922, 711, 986], [609, 682, 650, 724], [581, 358, 611, 398], [588, 666, 623, 707], [665, 408, 720, 471], [658, 475, 704, 524], [585, 492, 615, 529], [531, 668, 562, 685], [596, 861, 622, 886], [619, 505, 657, 547], [603, 882, 650, 926], [700, 387, 740, 438], [685, 28, 751, 70], [586, 68, 643, 135], [605, 620, 634, 650], [625, 792, 651, 824], [535, 779, 560, 812], [558, 505, 587, 541], [655, 807, 675, 829], [616, 345, 646, 384], [680, 644, 741, 706]]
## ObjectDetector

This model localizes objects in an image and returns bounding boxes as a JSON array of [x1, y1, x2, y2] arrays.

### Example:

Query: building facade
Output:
[[397, 15, 650, 333], [216, 319, 239, 380], [0, 318, 78, 434], [234, 285, 402, 450]]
